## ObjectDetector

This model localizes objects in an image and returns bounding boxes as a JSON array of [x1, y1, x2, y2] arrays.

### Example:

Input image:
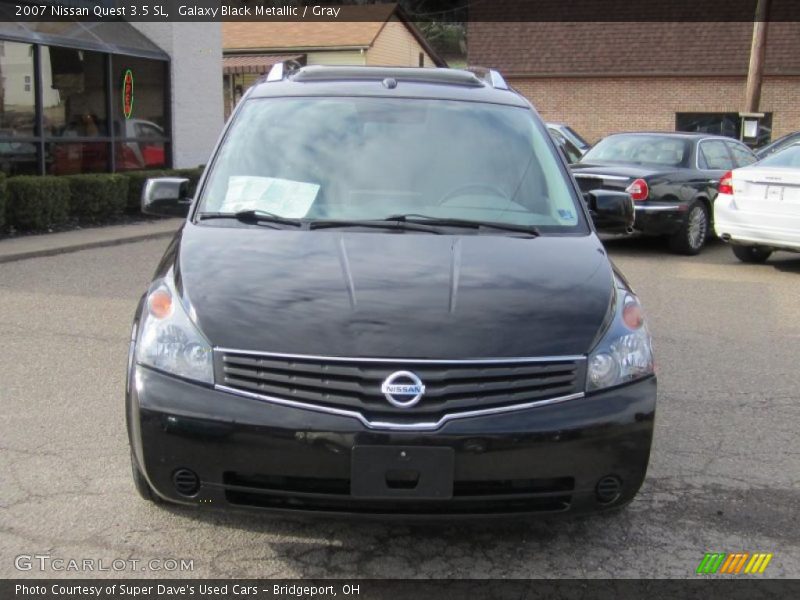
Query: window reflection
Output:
[[0, 140, 38, 175], [0, 41, 36, 137], [112, 56, 167, 135], [114, 141, 166, 171], [46, 142, 109, 175], [41, 46, 108, 137], [0, 36, 169, 175]]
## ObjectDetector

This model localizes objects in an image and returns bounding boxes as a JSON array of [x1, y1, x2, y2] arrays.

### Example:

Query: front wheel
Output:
[[732, 244, 772, 263], [669, 202, 709, 255]]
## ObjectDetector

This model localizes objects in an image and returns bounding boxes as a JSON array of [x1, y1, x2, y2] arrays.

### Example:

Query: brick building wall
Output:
[[510, 76, 800, 144]]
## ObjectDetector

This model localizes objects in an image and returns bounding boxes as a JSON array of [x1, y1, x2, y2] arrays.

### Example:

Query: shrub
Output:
[[6, 176, 70, 230], [0, 172, 7, 230], [65, 174, 129, 222]]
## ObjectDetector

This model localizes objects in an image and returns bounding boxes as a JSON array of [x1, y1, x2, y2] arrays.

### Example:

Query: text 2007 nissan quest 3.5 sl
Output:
[[126, 65, 655, 517]]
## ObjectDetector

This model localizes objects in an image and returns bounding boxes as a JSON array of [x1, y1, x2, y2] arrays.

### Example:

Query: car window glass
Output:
[[549, 129, 566, 145], [135, 122, 164, 140], [200, 97, 586, 232], [563, 126, 589, 149], [699, 140, 733, 170], [549, 129, 581, 162], [562, 138, 582, 163], [582, 135, 688, 167], [758, 145, 800, 168], [727, 142, 756, 167]]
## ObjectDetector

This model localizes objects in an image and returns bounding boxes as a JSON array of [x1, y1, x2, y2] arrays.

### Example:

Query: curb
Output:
[[0, 229, 177, 265]]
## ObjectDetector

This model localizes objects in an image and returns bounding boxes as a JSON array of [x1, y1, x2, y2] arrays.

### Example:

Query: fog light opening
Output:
[[172, 468, 200, 497], [595, 475, 622, 504]]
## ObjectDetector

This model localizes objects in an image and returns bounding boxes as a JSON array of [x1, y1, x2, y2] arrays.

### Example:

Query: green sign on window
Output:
[[122, 69, 134, 119]]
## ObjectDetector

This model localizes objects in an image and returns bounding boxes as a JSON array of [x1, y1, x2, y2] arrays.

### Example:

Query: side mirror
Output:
[[584, 190, 634, 233], [141, 177, 191, 217]]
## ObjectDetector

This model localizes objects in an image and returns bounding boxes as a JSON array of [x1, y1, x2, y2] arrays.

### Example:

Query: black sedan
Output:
[[572, 132, 757, 254]]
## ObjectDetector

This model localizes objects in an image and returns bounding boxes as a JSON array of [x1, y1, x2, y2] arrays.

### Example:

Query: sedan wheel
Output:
[[669, 202, 709, 255], [732, 244, 772, 264]]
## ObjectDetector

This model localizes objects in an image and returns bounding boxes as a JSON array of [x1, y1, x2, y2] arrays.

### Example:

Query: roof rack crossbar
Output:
[[289, 65, 485, 87], [262, 64, 511, 91]]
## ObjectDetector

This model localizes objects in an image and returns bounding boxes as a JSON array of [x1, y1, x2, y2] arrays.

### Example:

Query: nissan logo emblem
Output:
[[380, 371, 426, 408]]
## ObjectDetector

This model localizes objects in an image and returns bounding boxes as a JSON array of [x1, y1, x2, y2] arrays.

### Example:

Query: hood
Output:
[[171, 223, 614, 359]]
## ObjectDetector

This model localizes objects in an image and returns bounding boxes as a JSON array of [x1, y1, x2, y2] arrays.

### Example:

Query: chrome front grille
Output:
[[215, 350, 586, 420]]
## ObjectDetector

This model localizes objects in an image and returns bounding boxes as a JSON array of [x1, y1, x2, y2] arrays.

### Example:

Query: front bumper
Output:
[[128, 366, 656, 517]]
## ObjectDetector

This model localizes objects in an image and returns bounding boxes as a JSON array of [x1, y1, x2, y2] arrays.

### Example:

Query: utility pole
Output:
[[744, 0, 771, 112]]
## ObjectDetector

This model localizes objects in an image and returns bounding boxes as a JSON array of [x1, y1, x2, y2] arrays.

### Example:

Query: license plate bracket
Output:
[[350, 446, 454, 499], [766, 185, 784, 201]]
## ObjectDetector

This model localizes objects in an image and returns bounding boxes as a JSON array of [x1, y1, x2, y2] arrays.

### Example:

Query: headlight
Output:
[[135, 278, 213, 384], [587, 289, 654, 392]]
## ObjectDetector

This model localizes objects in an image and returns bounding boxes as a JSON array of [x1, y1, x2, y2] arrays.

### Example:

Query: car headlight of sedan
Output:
[[587, 287, 654, 392], [135, 278, 213, 384]]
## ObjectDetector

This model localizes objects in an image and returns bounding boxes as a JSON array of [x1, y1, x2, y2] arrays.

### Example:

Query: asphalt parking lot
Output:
[[0, 234, 798, 579]]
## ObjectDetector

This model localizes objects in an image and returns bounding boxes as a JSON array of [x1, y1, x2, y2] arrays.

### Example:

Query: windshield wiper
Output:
[[384, 214, 540, 236], [308, 219, 441, 234], [197, 209, 303, 227]]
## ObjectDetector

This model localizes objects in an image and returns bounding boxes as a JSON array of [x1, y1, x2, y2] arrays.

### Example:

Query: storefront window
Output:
[[41, 46, 108, 137], [46, 142, 109, 175], [0, 140, 39, 176], [676, 112, 773, 147], [0, 28, 170, 176], [0, 41, 36, 137], [112, 55, 167, 138], [114, 141, 166, 171]]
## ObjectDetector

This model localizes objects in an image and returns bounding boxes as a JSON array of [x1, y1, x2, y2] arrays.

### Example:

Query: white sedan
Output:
[[714, 143, 800, 263]]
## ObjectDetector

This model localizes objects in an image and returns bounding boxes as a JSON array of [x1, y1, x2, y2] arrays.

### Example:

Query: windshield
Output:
[[582, 134, 690, 167], [758, 144, 800, 168], [197, 97, 586, 232]]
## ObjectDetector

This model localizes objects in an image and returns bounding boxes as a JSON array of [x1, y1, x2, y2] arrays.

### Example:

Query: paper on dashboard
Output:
[[221, 176, 320, 218]]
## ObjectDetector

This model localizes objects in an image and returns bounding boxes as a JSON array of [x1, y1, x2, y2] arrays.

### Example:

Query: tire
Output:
[[669, 201, 709, 255], [130, 450, 159, 503], [732, 244, 772, 264]]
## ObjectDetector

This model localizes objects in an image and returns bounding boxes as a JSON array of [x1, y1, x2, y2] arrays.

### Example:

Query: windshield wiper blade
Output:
[[308, 219, 441, 234], [384, 214, 540, 236], [197, 209, 302, 227]]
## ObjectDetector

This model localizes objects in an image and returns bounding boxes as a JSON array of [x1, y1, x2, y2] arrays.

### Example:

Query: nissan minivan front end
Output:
[[127, 66, 655, 517]]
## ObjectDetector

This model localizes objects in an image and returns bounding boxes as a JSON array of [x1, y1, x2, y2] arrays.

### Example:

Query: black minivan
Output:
[[127, 65, 655, 516]]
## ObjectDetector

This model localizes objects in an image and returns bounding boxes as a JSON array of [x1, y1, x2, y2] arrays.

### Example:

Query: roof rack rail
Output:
[[466, 67, 509, 90], [289, 65, 486, 87], [261, 64, 511, 91]]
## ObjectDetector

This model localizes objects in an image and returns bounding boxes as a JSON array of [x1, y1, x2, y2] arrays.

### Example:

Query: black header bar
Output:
[[1, 0, 799, 22]]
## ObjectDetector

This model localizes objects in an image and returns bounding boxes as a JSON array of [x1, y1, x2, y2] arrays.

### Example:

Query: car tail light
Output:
[[719, 170, 734, 195], [625, 178, 649, 201]]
